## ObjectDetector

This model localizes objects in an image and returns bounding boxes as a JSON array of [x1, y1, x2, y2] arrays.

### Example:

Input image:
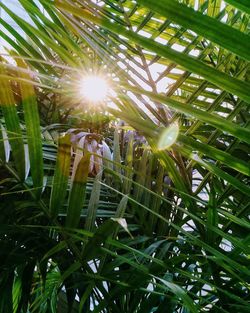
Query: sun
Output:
[[79, 75, 109, 103]]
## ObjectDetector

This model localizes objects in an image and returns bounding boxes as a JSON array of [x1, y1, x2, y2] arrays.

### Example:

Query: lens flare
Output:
[[79, 75, 109, 102], [157, 123, 179, 150]]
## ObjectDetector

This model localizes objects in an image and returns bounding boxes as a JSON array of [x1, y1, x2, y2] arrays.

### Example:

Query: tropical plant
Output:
[[0, 0, 249, 312]]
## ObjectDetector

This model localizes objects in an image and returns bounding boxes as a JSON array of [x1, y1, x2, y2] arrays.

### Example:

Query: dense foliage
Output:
[[0, 0, 249, 312]]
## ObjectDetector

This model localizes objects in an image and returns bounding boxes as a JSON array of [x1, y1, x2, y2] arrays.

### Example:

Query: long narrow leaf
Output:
[[0, 66, 25, 179], [17, 59, 44, 196], [138, 0, 250, 62], [50, 134, 71, 220], [66, 152, 90, 228]]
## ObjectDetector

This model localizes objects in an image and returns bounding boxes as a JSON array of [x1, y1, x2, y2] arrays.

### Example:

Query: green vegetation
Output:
[[0, 0, 249, 312]]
